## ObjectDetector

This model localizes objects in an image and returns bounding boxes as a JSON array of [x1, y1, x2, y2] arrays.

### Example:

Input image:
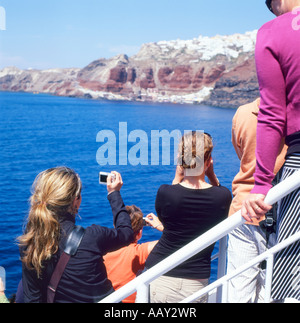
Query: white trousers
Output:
[[227, 224, 275, 303]]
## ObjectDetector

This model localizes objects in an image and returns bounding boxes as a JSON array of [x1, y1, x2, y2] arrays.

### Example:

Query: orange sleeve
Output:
[[135, 242, 152, 266]]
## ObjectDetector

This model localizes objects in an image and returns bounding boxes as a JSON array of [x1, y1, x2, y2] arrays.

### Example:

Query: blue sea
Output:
[[0, 91, 240, 298]]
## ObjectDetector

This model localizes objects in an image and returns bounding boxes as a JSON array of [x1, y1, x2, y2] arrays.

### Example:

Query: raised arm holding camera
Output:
[[18, 167, 134, 303]]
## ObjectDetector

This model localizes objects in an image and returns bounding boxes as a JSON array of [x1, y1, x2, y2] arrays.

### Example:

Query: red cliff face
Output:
[[204, 65, 226, 85], [0, 31, 260, 108], [158, 66, 192, 89], [109, 66, 128, 83], [203, 57, 259, 108], [139, 68, 156, 89], [192, 68, 205, 89]]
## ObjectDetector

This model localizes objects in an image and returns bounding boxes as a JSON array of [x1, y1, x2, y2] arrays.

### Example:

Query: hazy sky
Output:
[[0, 0, 274, 70]]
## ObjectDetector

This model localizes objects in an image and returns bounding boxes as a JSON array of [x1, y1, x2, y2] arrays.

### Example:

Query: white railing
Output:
[[100, 170, 300, 304], [182, 229, 300, 303]]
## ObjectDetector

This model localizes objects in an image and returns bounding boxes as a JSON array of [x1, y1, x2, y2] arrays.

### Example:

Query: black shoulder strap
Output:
[[47, 226, 85, 303], [260, 164, 285, 248], [64, 226, 85, 256]]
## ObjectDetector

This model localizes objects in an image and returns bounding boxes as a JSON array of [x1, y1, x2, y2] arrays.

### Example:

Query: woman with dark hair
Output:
[[242, 0, 300, 301], [18, 168, 134, 303]]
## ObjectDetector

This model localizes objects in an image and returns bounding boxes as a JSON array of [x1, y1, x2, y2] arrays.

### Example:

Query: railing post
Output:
[[135, 283, 150, 303], [264, 255, 274, 303], [216, 236, 228, 303], [222, 281, 229, 303]]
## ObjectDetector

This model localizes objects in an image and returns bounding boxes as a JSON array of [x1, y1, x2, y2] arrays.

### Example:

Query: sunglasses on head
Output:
[[204, 132, 212, 140], [265, 0, 274, 13], [190, 131, 212, 139]]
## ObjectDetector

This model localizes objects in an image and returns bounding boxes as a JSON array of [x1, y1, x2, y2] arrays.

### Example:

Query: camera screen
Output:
[[99, 174, 108, 183]]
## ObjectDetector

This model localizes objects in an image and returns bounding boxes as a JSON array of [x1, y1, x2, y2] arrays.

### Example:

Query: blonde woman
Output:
[[18, 167, 134, 303], [145, 132, 232, 303]]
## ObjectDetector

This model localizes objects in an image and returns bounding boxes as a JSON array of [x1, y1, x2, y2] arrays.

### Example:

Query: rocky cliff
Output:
[[0, 30, 259, 108]]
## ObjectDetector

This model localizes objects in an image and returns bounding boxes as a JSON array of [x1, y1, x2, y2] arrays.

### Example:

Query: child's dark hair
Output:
[[126, 205, 144, 237]]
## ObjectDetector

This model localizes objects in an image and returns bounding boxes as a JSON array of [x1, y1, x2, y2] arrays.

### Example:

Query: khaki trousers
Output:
[[150, 275, 209, 303]]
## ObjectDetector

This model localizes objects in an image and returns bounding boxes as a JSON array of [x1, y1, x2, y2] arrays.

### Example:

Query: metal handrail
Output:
[[100, 170, 300, 303], [182, 230, 300, 303]]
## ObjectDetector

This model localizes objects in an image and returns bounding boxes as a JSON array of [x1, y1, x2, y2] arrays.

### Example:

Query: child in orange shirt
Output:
[[104, 205, 163, 303]]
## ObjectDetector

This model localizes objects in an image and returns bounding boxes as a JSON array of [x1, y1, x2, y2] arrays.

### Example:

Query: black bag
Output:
[[259, 165, 284, 248]]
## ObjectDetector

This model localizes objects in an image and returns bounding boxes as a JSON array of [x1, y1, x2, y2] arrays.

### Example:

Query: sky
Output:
[[0, 0, 274, 70]]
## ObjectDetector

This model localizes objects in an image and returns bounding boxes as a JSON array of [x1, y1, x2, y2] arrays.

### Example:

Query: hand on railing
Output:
[[241, 193, 272, 223]]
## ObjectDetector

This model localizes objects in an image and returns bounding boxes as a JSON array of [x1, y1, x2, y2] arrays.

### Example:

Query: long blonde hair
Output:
[[18, 167, 82, 278]]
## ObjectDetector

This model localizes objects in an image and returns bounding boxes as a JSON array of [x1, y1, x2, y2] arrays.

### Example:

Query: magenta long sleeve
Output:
[[252, 12, 300, 195]]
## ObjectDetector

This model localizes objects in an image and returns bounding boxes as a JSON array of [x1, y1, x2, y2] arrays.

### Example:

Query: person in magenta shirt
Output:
[[242, 0, 300, 302]]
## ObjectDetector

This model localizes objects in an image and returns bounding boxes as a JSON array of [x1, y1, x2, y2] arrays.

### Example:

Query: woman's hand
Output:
[[241, 193, 272, 222], [107, 171, 123, 194], [205, 159, 220, 186], [145, 213, 164, 232]]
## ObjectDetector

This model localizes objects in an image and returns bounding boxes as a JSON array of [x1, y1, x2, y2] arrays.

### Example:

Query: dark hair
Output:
[[126, 205, 144, 237], [265, 0, 273, 13]]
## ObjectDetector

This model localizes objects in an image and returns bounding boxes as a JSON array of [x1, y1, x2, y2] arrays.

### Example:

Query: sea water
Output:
[[0, 91, 240, 297]]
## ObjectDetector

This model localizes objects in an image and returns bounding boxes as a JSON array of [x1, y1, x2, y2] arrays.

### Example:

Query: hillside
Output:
[[0, 30, 259, 108]]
